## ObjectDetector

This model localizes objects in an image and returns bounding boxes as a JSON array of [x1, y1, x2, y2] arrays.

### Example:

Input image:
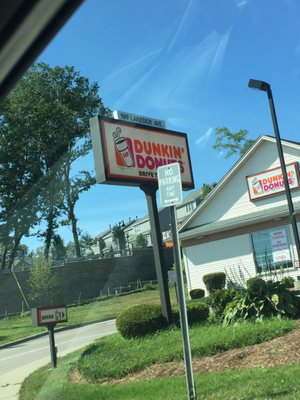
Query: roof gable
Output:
[[180, 135, 300, 234]]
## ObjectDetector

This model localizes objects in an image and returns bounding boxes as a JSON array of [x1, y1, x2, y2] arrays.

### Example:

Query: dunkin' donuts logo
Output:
[[247, 163, 300, 201], [251, 170, 295, 194], [113, 127, 135, 167], [112, 127, 185, 173]]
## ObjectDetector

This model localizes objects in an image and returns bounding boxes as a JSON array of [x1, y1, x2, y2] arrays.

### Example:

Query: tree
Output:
[[201, 183, 217, 199], [59, 143, 96, 258], [27, 257, 59, 306], [133, 234, 148, 249], [0, 62, 109, 263], [212, 127, 255, 159], [79, 232, 96, 256], [112, 224, 126, 255], [51, 234, 66, 262]]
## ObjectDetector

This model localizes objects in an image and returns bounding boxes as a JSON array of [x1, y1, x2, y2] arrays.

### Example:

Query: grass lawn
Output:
[[19, 318, 298, 400], [19, 363, 300, 400], [0, 287, 177, 346]]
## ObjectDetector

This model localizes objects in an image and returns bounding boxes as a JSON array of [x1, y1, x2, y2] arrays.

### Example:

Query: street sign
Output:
[[113, 110, 166, 129], [158, 162, 183, 207], [32, 305, 68, 327], [31, 305, 68, 369]]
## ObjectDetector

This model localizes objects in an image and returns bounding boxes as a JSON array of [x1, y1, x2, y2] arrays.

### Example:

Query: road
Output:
[[0, 320, 117, 400]]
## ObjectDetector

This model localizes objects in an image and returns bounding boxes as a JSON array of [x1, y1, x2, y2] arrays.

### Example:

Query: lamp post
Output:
[[248, 79, 300, 266]]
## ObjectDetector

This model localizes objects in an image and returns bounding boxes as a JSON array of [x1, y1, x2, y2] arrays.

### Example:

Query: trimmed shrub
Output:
[[116, 304, 167, 339], [246, 276, 267, 296], [189, 288, 205, 299], [210, 288, 239, 319], [172, 301, 209, 326], [280, 276, 295, 289], [203, 272, 226, 293]]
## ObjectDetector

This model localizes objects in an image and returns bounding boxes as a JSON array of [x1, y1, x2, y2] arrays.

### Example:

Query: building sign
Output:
[[32, 306, 68, 327], [270, 228, 291, 263], [90, 116, 194, 189], [113, 110, 166, 129], [246, 162, 300, 201]]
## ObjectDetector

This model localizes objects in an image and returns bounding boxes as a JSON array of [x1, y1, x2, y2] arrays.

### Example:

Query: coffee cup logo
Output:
[[252, 177, 263, 194], [113, 127, 134, 167]]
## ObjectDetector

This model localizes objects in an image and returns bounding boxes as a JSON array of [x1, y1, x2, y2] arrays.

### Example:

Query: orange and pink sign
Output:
[[246, 162, 300, 201], [90, 116, 194, 189]]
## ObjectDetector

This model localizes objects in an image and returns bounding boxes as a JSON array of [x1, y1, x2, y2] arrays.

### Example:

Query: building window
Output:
[[134, 225, 141, 233], [251, 227, 293, 273], [186, 202, 194, 213]]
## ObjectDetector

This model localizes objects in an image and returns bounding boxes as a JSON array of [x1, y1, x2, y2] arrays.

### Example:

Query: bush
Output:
[[280, 276, 295, 288], [189, 288, 205, 299], [203, 272, 226, 293], [143, 283, 158, 291], [246, 277, 267, 296], [172, 301, 209, 326], [210, 288, 239, 319], [224, 278, 300, 325], [116, 304, 167, 339]]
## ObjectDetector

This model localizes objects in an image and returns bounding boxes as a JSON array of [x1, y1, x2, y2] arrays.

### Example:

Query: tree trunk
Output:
[[8, 236, 21, 269], [70, 208, 81, 258], [44, 205, 54, 260], [64, 161, 81, 258], [1, 245, 8, 269]]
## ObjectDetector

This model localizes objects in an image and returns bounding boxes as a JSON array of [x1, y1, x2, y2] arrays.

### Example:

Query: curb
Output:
[[0, 317, 116, 350]]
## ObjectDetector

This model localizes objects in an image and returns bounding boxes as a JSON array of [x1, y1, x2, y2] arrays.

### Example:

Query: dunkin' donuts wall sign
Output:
[[246, 162, 300, 201]]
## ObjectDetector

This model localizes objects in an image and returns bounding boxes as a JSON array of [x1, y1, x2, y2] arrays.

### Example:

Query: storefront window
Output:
[[251, 227, 293, 273]]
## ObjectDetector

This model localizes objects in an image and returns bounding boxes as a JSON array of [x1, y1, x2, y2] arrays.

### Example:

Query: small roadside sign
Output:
[[31, 305, 68, 369], [158, 162, 183, 207], [32, 305, 68, 327]]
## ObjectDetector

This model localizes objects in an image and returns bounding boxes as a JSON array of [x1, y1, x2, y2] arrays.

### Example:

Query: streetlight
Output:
[[248, 79, 300, 266]]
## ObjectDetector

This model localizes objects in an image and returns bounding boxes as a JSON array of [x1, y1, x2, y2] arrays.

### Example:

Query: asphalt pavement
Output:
[[0, 319, 117, 400]]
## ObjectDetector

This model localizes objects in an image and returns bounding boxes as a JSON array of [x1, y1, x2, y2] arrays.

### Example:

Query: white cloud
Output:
[[166, 0, 194, 54], [195, 127, 213, 148], [235, 0, 248, 9]]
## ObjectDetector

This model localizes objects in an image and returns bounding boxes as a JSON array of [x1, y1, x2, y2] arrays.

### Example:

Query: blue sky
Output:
[[24, 0, 300, 249]]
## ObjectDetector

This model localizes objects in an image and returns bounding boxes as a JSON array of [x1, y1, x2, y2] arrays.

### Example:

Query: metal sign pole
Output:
[[140, 185, 172, 323], [170, 205, 197, 400], [48, 323, 57, 368]]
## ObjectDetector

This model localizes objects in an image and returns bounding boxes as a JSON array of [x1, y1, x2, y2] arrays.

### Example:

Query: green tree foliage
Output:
[[133, 234, 148, 249], [51, 234, 66, 262], [79, 232, 96, 256], [0, 63, 109, 265], [112, 224, 126, 255], [27, 257, 59, 306], [212, 127, 255, 159], [201, 182, 217, 199]]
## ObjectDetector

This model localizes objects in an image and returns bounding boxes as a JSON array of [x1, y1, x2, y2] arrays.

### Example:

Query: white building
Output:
[[92, 188, 203, 256], [180, 136, 300, 294]]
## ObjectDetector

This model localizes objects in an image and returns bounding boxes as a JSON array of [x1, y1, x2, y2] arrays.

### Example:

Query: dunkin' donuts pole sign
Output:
[[89, 116, 194, 189], [246, 162, 300, 201]]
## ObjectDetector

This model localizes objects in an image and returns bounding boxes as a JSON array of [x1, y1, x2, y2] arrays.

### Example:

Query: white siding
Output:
[[189, 141, 300, 228], [183, 224, 300, 295], [184, 235, 258, 295]]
